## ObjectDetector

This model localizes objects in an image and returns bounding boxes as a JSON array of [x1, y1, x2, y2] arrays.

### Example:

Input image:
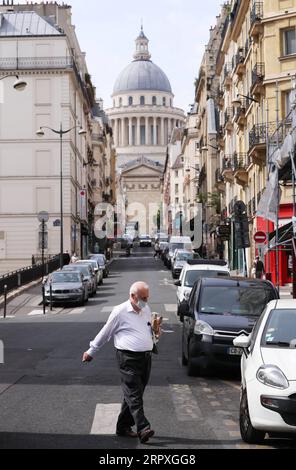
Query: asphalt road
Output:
[[0, 248, 295, 450]]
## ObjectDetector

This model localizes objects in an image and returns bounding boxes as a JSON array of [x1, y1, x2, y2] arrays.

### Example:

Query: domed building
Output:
[[107, 27, 185, 234], [108, 27, 184, 168]]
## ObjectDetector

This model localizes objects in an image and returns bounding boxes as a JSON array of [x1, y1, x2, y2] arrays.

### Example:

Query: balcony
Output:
[[222, 156, 234, 182], [216, 88, 225, 109], [251, 63, 265, 96], [223, 63, 232, 89], [232, 49, 246, 77], [234, 100, 247, 129], [224, 108, 234, 132], [248, 122, 278, 164], [233, 153, 250, 186], [250, 2, 264, 39], [215, 169, 226, 193]]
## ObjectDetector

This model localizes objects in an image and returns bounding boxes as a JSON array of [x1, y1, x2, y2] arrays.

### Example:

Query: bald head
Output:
[[130, 282, 149, 311]]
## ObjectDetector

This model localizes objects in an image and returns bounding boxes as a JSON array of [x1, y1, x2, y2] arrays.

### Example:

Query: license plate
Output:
[[228, 347, 243, 356]]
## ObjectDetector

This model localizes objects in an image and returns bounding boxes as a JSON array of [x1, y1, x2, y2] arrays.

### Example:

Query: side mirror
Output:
[[174, 280, 181, 287], [179, 301, 191, 317], [233, 335, 251, 349]]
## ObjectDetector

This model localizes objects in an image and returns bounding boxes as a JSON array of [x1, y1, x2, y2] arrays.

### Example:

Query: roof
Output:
[[0, 11, 63, 36], [269, 299, 296, 309], [184, 264, 229, 272], [199, 277, 278, 289], [113, 60, 172, 95]]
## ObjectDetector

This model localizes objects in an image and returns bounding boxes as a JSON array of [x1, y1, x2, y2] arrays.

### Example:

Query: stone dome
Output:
[[113, 60, 172, 95]]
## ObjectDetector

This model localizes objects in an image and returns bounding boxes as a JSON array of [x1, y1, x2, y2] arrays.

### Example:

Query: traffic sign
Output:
[[38, 211, 49, 223], [254, 231, 267, 244]]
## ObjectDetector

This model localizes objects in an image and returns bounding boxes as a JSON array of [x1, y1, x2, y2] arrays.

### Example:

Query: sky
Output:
[[20, 0, 223, 112]]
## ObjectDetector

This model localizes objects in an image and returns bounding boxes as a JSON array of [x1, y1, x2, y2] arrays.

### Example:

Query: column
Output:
[[114, 119, 119, 147], [137, 117, 141, 146], [129, 117, 133, 146], [145, 117, 149, 145], [168, 118, 172, 142], [121, 118, 125, 147], [161, 118, 165, 146], [153, 117, 157, 146]]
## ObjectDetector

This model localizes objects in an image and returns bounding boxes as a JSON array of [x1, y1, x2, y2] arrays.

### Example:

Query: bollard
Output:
[[50, 283, 53, 312], [42, 283, 46, 315], [3, 285, 7, 319]]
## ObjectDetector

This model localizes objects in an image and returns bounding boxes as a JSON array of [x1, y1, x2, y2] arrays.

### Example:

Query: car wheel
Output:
[[187, 339, 199, 377], [181, 332, 188, 366], [239, 389, 266, 444]]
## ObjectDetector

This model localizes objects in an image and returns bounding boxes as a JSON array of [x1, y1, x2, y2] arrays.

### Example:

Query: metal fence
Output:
[[0, 256, 60, 297]]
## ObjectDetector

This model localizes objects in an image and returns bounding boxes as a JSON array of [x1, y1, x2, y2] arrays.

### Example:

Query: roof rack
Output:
[[186, 260, 228, 267]]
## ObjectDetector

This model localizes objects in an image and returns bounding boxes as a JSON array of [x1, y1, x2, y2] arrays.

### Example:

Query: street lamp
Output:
[[36, 123, 87, 269], [232, 94, 259, 107], [201, 144, 220, 152], [0, 74, 27, 91]]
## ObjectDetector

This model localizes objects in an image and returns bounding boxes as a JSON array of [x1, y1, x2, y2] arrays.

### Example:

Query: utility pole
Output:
[[234, 201, 250, 277]]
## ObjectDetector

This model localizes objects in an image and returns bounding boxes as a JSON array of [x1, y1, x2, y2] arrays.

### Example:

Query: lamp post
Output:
[[0, 74, 27, 91], [36, 123, 86, 270]]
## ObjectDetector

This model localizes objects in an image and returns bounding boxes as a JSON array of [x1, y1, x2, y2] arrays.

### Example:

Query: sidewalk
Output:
[[279, 284, 293, 299]]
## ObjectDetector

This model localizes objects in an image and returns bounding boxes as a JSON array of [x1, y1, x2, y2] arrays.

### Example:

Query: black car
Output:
[[180, 277, 279, 376]]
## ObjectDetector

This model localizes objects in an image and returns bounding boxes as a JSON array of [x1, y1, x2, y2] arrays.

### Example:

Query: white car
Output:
[[234, 299, 296, 444], [175, 260, 230, 316]]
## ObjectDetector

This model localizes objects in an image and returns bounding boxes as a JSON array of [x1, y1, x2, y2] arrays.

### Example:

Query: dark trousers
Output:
[[116, 350, 152, 434]]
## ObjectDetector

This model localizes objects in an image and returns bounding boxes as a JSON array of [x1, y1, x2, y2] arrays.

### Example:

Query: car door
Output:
[[183, 283, 198, 341]]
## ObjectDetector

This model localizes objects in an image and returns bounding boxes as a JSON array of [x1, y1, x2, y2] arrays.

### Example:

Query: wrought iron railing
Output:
[[0, 56, 73, 70], [251, 63, 265, 89], [233, 153, 249, 170], [250, 2, 264, 26], [232, 49, 246, 72], [249, 122, 278, 150]]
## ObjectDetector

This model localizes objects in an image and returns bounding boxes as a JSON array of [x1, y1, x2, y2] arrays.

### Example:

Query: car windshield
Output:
[[176, 253, 199, 262], [262, 309, 296, 348], [185, 270, 229, 287], [199, 286, 275, 316], [64, 266, 89, 277], [51, 273, 80, 283], [170, 243, 184, 252]]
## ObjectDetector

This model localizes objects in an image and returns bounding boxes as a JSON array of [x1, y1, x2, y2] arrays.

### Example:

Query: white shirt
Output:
[[87, 300, 153, 357]]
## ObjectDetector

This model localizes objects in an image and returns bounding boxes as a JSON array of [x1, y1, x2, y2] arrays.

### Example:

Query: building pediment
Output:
[[120, 156, 164, 177], [122, 164, 163, 178]]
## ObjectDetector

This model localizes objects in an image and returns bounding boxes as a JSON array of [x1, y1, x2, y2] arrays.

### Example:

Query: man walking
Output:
[[82, 282, 161, 444], [254, 256, 265, 279]]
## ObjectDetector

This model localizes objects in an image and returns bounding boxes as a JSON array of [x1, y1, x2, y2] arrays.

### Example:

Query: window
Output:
[[283, 28, 296, 56], [175, 184, 179, 194], [119, 97, 123, 107], [128, 96, 133, 106], [175, 170, 179, 178], [140, 96, 145, 105], [152, 96, 157, 105], [163, 97, 166, 106]]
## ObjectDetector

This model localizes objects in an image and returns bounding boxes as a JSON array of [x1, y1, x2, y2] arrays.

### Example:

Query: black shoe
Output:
[[138, 428, 155, 444], [116, 428, 138, 438]]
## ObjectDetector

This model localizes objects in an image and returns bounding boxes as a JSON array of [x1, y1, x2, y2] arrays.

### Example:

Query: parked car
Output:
[[159, 242, 169, 261], [233, 299, 296, 444], [139, 234, 152, 247], [180, 277, 279, 376], [171, 250, 201, 279], [88, 254, 110, 278], [76, 259, 103, 286], [44, 271, 88, 306], [165, 236, 193, 268], [175, 260, 230, 313], [63, 264, 97, 297]]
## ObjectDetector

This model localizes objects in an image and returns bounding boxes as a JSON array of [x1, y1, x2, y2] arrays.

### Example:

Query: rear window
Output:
[[185, 270, 229, 287], [262, 309, 296, 348], [199, 286, 276, 317]]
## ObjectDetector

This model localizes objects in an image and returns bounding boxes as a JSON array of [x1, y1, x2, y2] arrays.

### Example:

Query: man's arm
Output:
[[82, 309, 120, 362]]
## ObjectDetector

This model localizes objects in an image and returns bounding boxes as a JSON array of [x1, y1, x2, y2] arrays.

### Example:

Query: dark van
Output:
[[180, 277, 279, 376]]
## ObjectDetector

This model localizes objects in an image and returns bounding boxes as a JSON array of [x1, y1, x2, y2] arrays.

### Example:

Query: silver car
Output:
[[45, 271, 88, 306], [76, 259, 103, 286], [63, 264, 97, 297], [88, 254, 109, 278]]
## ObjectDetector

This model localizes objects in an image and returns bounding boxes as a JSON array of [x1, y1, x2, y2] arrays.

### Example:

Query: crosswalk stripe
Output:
[[28, 310, 44, 316], [90, 404, 122, 435], [101, 307, 114, 313]]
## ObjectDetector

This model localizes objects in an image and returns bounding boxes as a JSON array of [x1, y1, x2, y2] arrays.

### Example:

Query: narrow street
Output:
[[0, 248, 295, 450]]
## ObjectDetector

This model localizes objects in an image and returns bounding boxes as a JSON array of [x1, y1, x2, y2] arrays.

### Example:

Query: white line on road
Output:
[[28, 310, 45, 316], [90, 404, 122, 435], [101, 307, 114, 313], [165, 305, 177, 313], [67, 307, 86, 315]]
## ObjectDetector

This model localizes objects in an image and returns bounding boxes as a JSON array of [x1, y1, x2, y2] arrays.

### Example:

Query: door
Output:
[[0, 231, 6, 259]]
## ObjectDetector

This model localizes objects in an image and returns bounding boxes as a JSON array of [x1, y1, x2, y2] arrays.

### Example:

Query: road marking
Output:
[[165, 305, 177, 313], [28, 310, 44, 316], [101, 307, 114, 313], [0, 316, 15, 319], [90, 404, 122, 435], [67, 307, 86, 315], [169, 385, 203, 421]]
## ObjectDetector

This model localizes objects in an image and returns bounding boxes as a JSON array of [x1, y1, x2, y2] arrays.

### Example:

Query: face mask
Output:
[[137, 299, 147, 310]]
